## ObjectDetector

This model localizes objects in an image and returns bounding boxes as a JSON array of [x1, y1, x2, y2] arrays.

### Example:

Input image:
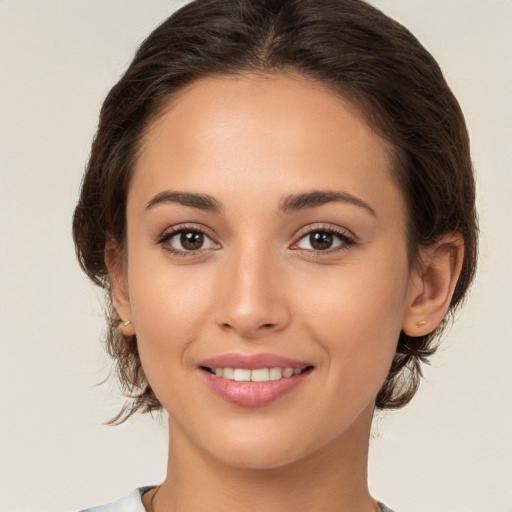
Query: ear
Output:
[[105, 238, 135, 337], [402, 233, 464, 337]]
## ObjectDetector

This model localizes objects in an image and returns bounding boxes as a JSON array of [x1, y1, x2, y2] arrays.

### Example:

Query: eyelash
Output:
[[156, 223, 356, 258], [292, 225, 356, 256], [157, 225, 216, 258]]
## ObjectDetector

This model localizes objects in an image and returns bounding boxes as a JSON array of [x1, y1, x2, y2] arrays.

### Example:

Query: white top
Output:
[[79, 487, 396, 512], [79, 487, 152, 512]]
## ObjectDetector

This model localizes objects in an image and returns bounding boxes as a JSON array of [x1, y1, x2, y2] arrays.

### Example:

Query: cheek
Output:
[[129, 270, 212, 353], [124, 250, 219, 402], [295, 256, 408, 393]]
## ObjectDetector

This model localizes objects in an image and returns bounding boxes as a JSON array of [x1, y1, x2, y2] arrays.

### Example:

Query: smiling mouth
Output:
[[201, 366, 314, 382]]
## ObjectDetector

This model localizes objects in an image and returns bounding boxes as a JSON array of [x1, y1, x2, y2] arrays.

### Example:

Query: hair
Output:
[[72, 0, 478, 424]]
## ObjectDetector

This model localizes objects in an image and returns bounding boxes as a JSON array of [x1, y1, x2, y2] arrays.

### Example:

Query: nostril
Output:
[[260, 324, 276, 330]]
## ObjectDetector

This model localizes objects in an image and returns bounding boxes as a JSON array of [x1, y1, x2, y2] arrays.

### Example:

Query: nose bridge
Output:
[[214, 239, 289, 338]]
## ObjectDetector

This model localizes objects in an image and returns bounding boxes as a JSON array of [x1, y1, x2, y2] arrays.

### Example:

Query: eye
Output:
[[157, 226, 219, 255], [293, 226, 355, 253]]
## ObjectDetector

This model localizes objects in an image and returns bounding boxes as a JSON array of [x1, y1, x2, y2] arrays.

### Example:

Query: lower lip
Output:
[[201, 369, 311, 407]]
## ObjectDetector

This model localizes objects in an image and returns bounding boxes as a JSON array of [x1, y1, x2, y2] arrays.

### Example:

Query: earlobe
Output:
[[402, 233, 464, 337], [105, 238, 135, 336]]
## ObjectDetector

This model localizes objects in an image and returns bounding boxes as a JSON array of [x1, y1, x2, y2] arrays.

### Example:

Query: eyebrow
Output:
[[146, 191, 223, 213], [279, 190, 376, 217], [145, 189, 376, 217]]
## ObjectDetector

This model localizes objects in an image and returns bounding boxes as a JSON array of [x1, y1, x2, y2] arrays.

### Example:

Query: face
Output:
[[113, 73, 417, 469]]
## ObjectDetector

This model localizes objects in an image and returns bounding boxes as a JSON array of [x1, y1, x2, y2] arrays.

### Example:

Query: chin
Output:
[[191, 416, 341, 471], [211, 441, 310, 471]]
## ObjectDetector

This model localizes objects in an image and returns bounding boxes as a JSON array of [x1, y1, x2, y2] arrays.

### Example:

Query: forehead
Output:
[[131, 72, 404, 224], [140, 72, 388, 167]]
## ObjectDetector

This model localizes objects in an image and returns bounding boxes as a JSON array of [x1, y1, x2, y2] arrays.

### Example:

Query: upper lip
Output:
[[199, 352, 312, 370]]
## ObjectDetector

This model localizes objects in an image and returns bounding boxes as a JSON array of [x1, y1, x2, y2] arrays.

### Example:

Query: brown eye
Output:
[[294, 227, 354, 253], [159, 227, 219, 255], [180, 231, 204, 250], [309, 232, 333, 250]]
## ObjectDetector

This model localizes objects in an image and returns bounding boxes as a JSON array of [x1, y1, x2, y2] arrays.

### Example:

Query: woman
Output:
[[72, 0, 478, 510]]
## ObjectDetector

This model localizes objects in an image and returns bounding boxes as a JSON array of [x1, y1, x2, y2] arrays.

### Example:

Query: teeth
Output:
[[269, 367, 283, 380], [211, 367, 304, 382], [233, 369, 251, 381], [222, 368, 234, 379], [251, 368, 270, 382], [282, 368, 294, 378]]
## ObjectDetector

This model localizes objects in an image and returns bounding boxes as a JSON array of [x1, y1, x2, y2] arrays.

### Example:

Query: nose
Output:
[[213, 248, 291, 339]]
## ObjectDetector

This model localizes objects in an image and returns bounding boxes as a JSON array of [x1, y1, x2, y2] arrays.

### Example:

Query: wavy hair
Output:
[[72, 0, 478, 423]]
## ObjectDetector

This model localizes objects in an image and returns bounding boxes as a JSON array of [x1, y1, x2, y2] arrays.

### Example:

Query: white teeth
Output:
[[222, 368, 234, 379], [250, 368, 270, 382], [211, 367, 303, 382], [282, 368, 294, 378], [269, 367, 283, 380], [233, 369, 251, 381]]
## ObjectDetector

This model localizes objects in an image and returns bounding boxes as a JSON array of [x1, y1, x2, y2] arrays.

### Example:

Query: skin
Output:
[[107, 73, 463, 512]]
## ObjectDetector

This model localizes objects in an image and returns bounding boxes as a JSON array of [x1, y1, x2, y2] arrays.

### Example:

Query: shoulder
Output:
[[378, 502, 397, 512], [78, 487, 155, 512]]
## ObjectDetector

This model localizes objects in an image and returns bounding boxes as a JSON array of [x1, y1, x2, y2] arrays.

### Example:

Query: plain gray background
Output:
[[0, 1, 511, 511]]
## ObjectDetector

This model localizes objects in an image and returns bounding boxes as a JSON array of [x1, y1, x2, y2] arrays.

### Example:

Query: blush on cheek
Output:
[[130, 277, 212, 371], [303, 271, 404, 390]]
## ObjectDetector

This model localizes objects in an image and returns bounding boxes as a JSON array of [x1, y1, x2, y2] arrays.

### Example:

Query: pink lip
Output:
[[199, 352, 309, 370], [198, 352, 313, 408]]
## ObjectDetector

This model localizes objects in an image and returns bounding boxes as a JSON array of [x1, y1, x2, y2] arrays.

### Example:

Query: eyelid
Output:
[[294, 222, 355, 240], [156, 223, 220, 256], [156, 222, 356, 257], [290, 223, 356, 253]]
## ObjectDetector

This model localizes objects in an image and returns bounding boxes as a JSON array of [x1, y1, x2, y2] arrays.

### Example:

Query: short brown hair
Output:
[[73, 0, 478, 423]]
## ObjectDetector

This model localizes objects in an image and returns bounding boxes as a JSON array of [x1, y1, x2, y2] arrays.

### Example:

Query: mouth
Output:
[[198, 354, 315, 407], [200, 365, 314, 382]]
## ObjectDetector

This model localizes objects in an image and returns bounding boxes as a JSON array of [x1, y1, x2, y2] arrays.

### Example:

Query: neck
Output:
[[148, 403, 377, 512]]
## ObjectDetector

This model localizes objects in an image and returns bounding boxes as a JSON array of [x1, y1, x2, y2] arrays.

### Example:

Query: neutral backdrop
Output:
[[1, 1, 511, 511]]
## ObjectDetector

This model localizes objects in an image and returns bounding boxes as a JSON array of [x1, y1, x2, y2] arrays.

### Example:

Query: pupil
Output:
[[310, 232, 332, 250], [181, 231, 203, 250]]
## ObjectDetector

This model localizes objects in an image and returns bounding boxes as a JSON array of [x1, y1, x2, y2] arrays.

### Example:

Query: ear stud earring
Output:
[[416, 320, 426, 328], [121, 319, 133, 327]]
